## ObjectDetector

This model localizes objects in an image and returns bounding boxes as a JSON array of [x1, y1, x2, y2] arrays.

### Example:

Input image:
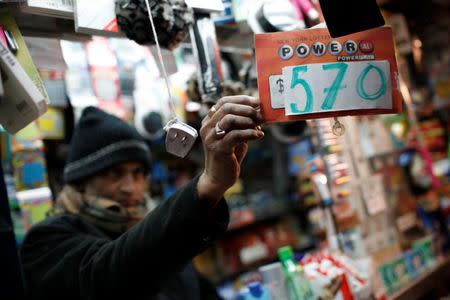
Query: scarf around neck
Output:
[[49, 185, 150, 234]]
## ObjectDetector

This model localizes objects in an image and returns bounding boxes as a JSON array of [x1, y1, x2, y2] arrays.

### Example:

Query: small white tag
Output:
[[164, 120, 198, 158], [268, 74, 285, 109]]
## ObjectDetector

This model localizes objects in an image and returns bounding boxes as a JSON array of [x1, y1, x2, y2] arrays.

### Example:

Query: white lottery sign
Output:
[[282, 60, 392, 116]]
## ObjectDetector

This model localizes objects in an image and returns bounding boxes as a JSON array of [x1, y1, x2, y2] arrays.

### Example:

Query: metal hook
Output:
[[332, 117, 345, 136]]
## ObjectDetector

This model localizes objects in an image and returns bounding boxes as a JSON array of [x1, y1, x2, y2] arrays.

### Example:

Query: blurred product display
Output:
[[0, 0, 449, 299]]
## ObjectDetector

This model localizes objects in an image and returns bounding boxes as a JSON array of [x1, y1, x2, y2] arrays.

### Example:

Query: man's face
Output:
[[84, 161, 148, 207]]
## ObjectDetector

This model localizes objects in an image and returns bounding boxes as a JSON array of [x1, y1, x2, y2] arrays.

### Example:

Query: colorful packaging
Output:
[[16, 186, 53, 231], [391, 257, 409, 288], [11, 141, 48, 191], [259, 262, 289, 300], [412, 237, 435, 268], [404, 249, 425, 279], [378, 263, 396, 294], [278, 246, 315, 300]]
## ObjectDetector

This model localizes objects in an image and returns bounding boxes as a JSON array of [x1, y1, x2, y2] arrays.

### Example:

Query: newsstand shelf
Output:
[[388, 257, 450, 300]]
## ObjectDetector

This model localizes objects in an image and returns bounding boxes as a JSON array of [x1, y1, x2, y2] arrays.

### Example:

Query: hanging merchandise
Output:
[[75, 0, 122, 36], [0, 8, 49, 103], [84, 37, 126, 119], [247, 0, 306, 34], [133, 56, 170, 141], [0, 8, 48, 134], [255, 25, 402, 124], [289, 0, 320, 27], [189, 14, 223, 103], [60, 40, 98, 113], [131, 0, 198, 158], [115, 0, 194, 49]]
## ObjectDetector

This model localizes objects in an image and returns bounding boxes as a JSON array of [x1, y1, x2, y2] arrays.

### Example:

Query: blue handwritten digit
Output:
[[321, 62, 348, 110], [290, 66, 313, 113], [357, 64, 387, 100]]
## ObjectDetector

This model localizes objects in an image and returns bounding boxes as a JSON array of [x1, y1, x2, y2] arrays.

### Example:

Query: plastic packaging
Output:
[[259, 262, 289, 300], [278, 246, 314, 300], [295, 0, 319, 20], [189, 14, 223, 104], [244, 282, 272, 300]]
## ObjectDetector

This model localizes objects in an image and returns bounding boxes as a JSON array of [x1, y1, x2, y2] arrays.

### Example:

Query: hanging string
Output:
[[144, 0, 178, 122]]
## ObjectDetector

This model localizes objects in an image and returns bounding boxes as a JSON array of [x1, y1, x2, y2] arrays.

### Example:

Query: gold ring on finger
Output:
[[208, 105, 217, 118]]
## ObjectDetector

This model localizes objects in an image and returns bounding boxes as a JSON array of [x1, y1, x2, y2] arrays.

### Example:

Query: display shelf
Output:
[[227, 209, 288, 233], [4, 2, 255, 49], [2, 4, 91, 41], [388, 257, 450, 300], [213, 243, 316, 285], [227, 204, 319, 234]]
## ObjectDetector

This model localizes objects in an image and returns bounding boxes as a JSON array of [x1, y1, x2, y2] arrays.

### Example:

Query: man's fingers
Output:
[[211, 103, 262, 124], [218, 115, 257, 132], [235, 143, 249, 164], [216, 95, 260, 109], [222, 129, 264, 147]]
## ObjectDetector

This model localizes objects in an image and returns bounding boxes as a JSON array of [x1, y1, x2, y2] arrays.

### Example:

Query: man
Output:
[[20, 96, 264, 300]]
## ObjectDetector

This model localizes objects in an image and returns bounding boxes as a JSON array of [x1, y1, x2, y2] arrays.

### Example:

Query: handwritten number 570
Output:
[[289, 62, 387, 112]]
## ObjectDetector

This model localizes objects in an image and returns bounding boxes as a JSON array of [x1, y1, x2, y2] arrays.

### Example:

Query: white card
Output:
[[282, 60, 392, 115], [362, 174, 388, 215]]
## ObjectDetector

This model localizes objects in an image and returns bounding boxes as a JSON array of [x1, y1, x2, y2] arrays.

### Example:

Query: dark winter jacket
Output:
[[20, 178, 228, 300]]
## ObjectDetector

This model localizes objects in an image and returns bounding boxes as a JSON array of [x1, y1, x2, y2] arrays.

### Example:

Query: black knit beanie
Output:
[[64, 106, 151, 183]]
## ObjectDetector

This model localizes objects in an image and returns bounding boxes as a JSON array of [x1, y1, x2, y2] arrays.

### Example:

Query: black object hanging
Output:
[[318, 0, 385, 37], [115, 0, 194, 49], [189, 13, 223, 104]]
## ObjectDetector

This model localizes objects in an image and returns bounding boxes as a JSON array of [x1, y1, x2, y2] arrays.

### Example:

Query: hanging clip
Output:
[[332, 117, 345, 136], [164, 118, 198, 158], [144, 0, 198, 158]]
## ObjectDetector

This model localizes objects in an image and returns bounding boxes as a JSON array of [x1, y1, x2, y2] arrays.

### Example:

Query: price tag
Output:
[[255, 26, 402, 123], [283, 60, 392, 115]]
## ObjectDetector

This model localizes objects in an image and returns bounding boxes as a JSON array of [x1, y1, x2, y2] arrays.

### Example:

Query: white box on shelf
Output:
[[74, 0, 122, 37], [21, 0, 74, 19]]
